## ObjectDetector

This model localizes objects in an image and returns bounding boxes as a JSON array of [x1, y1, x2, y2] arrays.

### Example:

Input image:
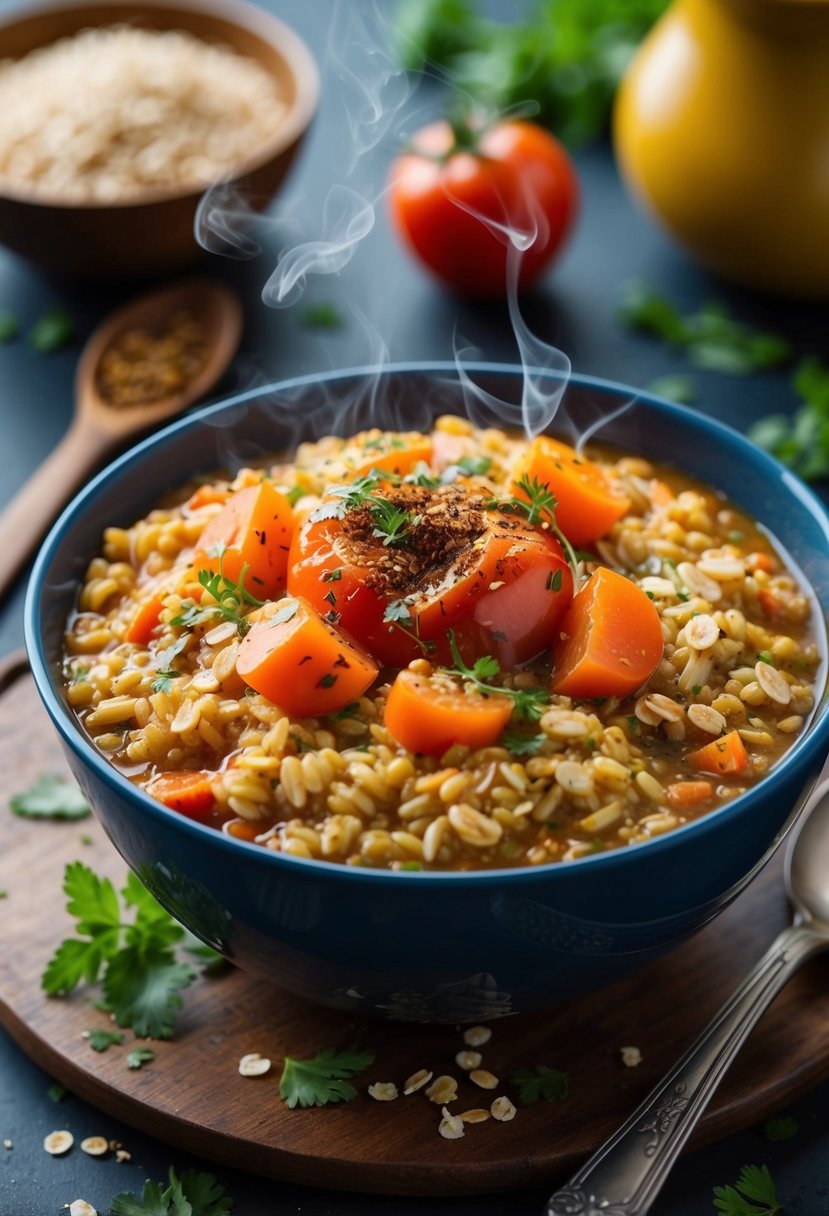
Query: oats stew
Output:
[[63, 418, 823, 870]]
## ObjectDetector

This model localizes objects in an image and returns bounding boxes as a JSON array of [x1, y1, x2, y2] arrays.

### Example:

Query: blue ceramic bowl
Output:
[[26, 364, 829, 1022]]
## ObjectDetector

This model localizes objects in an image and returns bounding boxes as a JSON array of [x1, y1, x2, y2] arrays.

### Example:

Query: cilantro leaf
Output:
[[151, 670, 179, 694], [177, 1169, 234, 1216], [87, 1027, 125, 1051], [279, 1047, 375, 1108], [510, 1064, 569, 1105], [111, 1179, 171, 1216], [103, 947, 196, 1040], [300, 302, 343, 329], [620, 283, 790, 374], [648, 373, 696, 404], [501, 729, 544, 756], [763, 1115, 798, 1142], [47, 1082, 66, 1102], [128, 1046, 156, 1070], [713, 1164, 781, 1216], [441, 631, 549, 723], [384, 599, 414, 627], [0, 311, 19, 342], [750, 357, 829, 481], [10, 773, 90, 820], [456, 454, 492, 476], [28, 308, 75, 353]]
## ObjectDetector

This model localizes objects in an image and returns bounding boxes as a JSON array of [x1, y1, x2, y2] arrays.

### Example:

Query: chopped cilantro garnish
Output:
[[11, 773, 90, 820], [713, 1164, 781, 1216], [502, 729, 544, 756], [323, 568, 343, 582], [127, 1046, 155, 1070], [441, 631, 549, 723], [111, 1166, 233, 1215], [87, 1028, 124, 1052], [510, 1064, 568, 1105], [29, 308, 76, 354], [279, 1047, 375, 1108]]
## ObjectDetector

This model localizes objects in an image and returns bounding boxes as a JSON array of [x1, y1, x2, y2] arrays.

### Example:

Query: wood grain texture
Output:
[[1, 658, 827, 1196]]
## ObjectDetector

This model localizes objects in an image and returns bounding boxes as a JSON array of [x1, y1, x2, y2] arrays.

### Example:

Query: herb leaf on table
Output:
[[10, 773, 90, 820], [41, 862, 219, 1040], [749, 358, 829, 481], [510, 1064, 569, 1105], [279, 1047, 376, 1108], [111, 1167, 233, 1216], [712, 1164, 782, 1215], [619, 283, 791, 373], [28, 307, 75, 353]]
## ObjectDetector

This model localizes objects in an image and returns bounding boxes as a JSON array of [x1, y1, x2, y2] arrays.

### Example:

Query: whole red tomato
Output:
[[388, 118, 579, 297]]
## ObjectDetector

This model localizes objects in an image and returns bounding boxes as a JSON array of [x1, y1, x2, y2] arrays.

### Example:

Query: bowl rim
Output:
[[26, 361, 829, 886], [0, 0, 320, 211]]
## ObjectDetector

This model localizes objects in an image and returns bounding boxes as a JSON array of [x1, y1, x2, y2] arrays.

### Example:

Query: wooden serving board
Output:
[[1, 652, 828, 1197]]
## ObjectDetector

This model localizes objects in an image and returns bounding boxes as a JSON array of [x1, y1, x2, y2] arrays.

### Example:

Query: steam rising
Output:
[[195, 1, 631, 450]]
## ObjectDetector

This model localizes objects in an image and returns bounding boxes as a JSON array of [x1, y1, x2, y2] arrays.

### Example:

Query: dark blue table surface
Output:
[[1, 1, 828, 1213]]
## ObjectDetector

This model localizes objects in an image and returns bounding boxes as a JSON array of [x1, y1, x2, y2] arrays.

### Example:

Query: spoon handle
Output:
[[0, 420, 108, 601], [546, 922, 828, 1216]]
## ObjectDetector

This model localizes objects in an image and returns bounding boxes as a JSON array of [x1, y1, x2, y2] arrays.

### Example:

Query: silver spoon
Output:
[[546, 779, 829, 1216]]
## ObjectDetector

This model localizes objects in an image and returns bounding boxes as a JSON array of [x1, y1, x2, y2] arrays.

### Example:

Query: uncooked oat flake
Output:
[[459, 1108, 490, 1123], [44, 1130, 74, 1155], [403, 1068, 433, 1094], [367, 1081, 398, 1101], [238, 1052, 272, 1077], [469, 1069, 499, 1090], [620, 1045, 643, 1068], [68, 1202, 97, 1216], [462, 1026, 492, 1048], [438, 1105, 465, 1140], [425, 1075, 459, 1104], [80, 1136, 108, 1156], [490, 1096, 517, 1122], [455, 1049, 482, 1071]]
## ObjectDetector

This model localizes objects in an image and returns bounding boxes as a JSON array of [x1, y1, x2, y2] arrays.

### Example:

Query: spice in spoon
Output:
[[96, 309, 207, 407]]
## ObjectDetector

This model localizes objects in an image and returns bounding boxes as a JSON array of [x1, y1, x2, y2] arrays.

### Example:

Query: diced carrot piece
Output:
[[125, 592, 165, 645], [689, 730, 749, 776], [235, 596, 378, 717], [759, 589, 781, 617], [187, 485, 231, 511], [341, 430, 434, 479], [666, 780, 714, 809], [511, 435, 631, 545], [194, 482, 294, 600], [747, 551, 777, 575], [552, 567, 663, 698], [384, 668, 513, 757], [148, 770, 216, 820], [226, 819, 259, 842]]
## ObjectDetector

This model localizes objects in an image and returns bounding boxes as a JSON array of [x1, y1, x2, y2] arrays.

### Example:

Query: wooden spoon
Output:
[[0, 277, 242, 601]]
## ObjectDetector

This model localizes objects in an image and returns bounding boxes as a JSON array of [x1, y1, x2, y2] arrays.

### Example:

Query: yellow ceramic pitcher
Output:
[[614, 0, 829, 298]]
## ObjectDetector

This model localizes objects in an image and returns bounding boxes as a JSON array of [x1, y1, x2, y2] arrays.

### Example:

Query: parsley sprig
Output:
[[172, 543, 264, 637], [111, 1167, 233, 1215], [10, 773, 90, 820], [441, 631, 549, 722], [312, 472, 422, 549], [42, 862, 221, 1039], [619, 283, 791, 373], [383, 599, 435, 656], [510, 1064, 569, 1105], [713, 1164, 781, 1216], [498, 474, 580, 580], [279, 1047, 375, 1108], [750, 358, 829, 481]]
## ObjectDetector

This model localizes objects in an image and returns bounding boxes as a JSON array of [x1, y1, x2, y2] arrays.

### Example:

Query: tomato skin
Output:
[[388, 120, 579, 297], [289, 499, 573, 669]]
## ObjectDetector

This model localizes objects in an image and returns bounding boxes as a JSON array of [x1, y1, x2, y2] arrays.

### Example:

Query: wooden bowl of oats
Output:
[[0, 0, 318, 279]]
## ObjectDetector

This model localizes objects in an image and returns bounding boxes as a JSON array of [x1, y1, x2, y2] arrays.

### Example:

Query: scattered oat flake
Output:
[[460, 1108, 490, 1123], [403, 1068, 432, 1094], [3, 1139, 11, 1150], [425, 1075, 458, 1104], [69, 1202, 97, 1216], [470, 1069, 499, 1090], [491, 1096, 517, 1122], [438, 1106, 465, 1140], [238, 1052, 271, 1077], [115, 1149, 132, 1163], [80, 1136, 108, 1156], [455, 1050, 482, 1071], [368, 1081, 398, 1101], [44, 1130, 74, 1155], [462, 1025, 492, 1048], [621, 1045, 643, 1068]]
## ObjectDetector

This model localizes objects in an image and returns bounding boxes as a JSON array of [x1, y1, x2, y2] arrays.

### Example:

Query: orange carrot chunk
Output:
[[384, 668, 513, 757], [125, 592, 165, 645], [689, 730, 749, 776], [344, 430, 434, 478], [194, 481, 295, 601], [552, 567, 663, 698], [666, 780, 714, 810], [187, 485, 231, 511], [148, 770, 216, 821], [511, 435, 631, 545], [235, 596, 378, 717]]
